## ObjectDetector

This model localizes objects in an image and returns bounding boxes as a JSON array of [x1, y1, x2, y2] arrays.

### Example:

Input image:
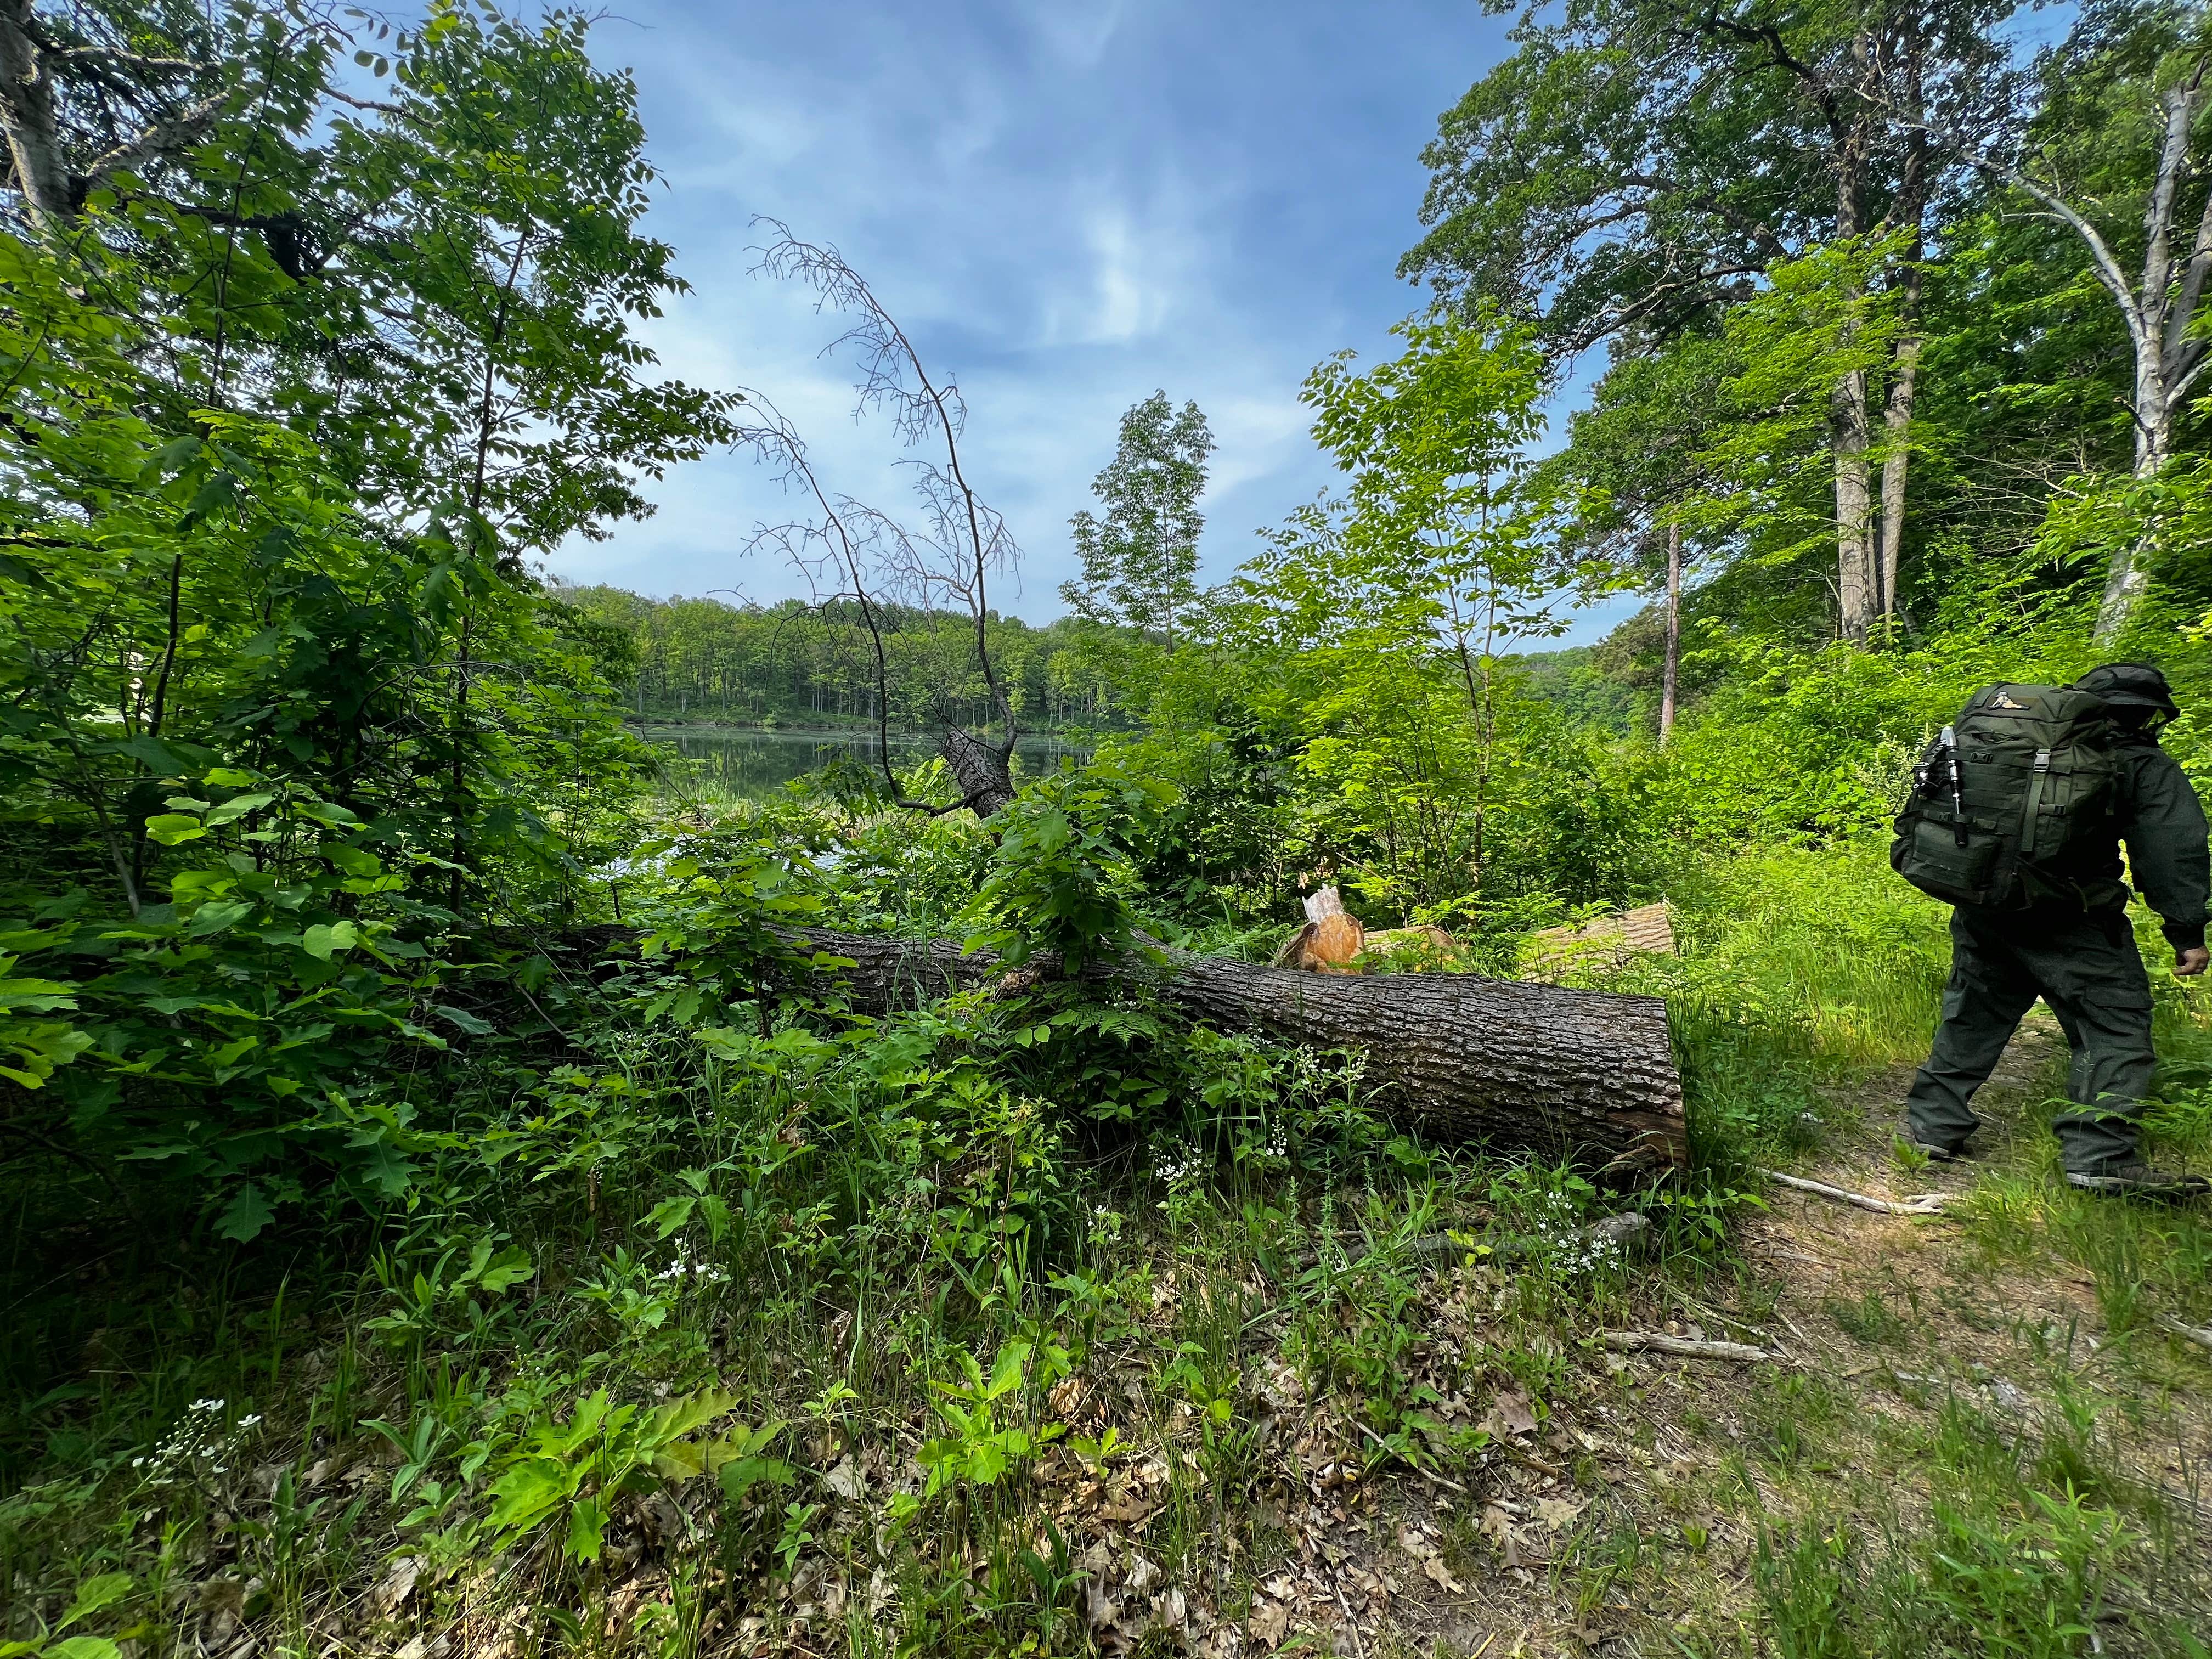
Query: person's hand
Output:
[[2177, 946, 2210, 978]]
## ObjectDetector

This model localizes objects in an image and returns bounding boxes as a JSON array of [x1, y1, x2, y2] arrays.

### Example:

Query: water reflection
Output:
[[638, 726, 1090, 802]]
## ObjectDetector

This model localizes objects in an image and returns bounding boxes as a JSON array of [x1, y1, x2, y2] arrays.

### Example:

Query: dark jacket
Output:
[[2046, 731, 2211, 950]]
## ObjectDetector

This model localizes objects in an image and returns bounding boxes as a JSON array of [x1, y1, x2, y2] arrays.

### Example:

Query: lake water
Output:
[[639, 726, 1090, 801]]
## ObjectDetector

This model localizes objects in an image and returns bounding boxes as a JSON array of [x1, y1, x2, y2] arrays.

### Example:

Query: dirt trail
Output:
[[1271, 1012, 2212, 1658]]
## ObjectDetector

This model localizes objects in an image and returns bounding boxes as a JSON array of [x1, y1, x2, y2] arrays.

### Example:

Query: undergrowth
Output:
[[3, 809, 2209, 1658]]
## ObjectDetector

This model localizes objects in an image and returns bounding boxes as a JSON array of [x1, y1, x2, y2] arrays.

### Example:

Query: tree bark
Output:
[[1832, 364, 1876, 644], [2094, 69, 2210, 641], [1877, 328, 1918, 621], [939, 724, 1017, 816], [0, 1, 71, 223], [1877, 119, 1927, 625], [778, 926, 1688, 1175], [1659, 520, 1681, 746]]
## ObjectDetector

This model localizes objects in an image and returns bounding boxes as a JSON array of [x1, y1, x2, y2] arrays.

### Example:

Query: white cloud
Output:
[[545, 0, 1571, 628]]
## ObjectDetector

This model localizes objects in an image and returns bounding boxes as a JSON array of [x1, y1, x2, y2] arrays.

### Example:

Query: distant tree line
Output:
[[556, 586, 1120, 730]]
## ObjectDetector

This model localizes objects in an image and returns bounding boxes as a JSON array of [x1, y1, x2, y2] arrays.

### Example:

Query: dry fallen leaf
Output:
[[1479, 1504, 1521, 1570], [1421, 1554, 1465, 1594], [1535, 1496, 1585, 1532], [1249, 1598, 1290, 1649], [1482, 1391, 1538, 1438], [823, 1455, 865, 1501], [371, 1555, 423, 1616], [1048, 1374, 1091, 1419], [1394, 1524, 1438, 1561]]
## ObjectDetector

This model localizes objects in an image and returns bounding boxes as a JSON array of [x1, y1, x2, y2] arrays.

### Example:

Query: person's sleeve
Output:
[[2122, 748, 2211, 951]]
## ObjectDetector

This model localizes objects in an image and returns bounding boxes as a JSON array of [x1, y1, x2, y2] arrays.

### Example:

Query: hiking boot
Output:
[[2065, 1164, 2211, 1201], [1896, 1126, 1969, 1163]]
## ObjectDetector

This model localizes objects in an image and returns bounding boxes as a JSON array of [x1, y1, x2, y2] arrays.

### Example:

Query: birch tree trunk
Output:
[[1831, 87, 1877, 647], [1832, 364, 1877, 644], [0, 2, 70, 223]]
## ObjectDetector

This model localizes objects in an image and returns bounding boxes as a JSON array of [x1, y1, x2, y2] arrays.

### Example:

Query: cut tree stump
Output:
[[766, 926, 1687, 1174]]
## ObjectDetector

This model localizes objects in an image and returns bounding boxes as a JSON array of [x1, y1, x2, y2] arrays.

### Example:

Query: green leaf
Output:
[[103, 736, 217, 777], [646, 1389, 738, 1447], [986, 1338, 1032, 1399], [202, 792, 275, 827], [476, 1246, 533, 1293], [59, 1573, 133, 1630], [0, 549, 53, 590], [187, 901, 255, 937], [213, 1184, 276, 1242], [48, 1640, 125, 1659], [717, 1455, 794, 1500], [432, 1004, 494, 1036], [139, 434, 201, 481], [564, 1494, 608, 1562], [301, 921, 359, 960], [143, 814, 208, 847], [645, 1195, 696, 1238], [487, 1462, 570, 1534]]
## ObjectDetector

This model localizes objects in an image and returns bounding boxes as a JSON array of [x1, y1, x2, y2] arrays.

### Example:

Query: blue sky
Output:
[[541, 0, 1647, 646]]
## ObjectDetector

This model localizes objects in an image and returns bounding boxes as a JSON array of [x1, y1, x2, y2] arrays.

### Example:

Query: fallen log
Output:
[[770, 927, 1686, 1174]]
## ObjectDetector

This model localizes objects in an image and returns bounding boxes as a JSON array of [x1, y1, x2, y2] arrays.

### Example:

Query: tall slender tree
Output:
[[1062, 391, 1216, 651]]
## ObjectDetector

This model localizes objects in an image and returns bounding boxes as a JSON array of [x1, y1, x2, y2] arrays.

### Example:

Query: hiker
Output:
[[1894, 663, 2210, 1197]]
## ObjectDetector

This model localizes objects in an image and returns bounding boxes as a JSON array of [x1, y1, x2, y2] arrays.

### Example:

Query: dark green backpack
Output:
[[1890, 684, 2123, 908]]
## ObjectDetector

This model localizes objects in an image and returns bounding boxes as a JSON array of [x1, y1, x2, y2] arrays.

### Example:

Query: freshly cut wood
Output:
[[776, 927, 1686, 1173], [1269, 919, 1452, 973]]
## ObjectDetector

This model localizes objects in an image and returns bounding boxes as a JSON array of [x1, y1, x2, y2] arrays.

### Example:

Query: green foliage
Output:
[[916, 1337, 1068, 1496], [8, 8, 2212, 1658], [1209, 308, 1630, 917], [481, 1390, 786, 1564], [1062, 391, 1216, 651], [560, 588, 1109, 732], [0, 0, 733, 1233], [962, 763, 1171, 973]]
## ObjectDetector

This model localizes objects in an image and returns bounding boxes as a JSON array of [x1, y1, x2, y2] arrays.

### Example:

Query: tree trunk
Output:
[[1875, 42, 1928, 629], [1659, 521, 1681, 746], [2095, 347, 2174, 641], [780, 927, 1688, 1175], [1877, 332, 1918, 622], [1832, 367, 1876, 644], [939, 724, 1017, 816], [2094, 72, 2208, 643], [0, 2, 71, 224], [1829, 92, 1877, 648]]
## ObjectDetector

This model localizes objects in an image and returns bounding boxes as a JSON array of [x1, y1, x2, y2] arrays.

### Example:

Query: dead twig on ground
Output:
[[1602, 1331, 1782, 1363], [1329, 1570, 1367, 1659], [2157, 1313, 2212, 1353], [1762, 1169, 1949, 1216]]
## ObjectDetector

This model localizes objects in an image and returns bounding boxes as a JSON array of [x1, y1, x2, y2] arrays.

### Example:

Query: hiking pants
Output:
[[1902, 906, 2154, 1173]]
